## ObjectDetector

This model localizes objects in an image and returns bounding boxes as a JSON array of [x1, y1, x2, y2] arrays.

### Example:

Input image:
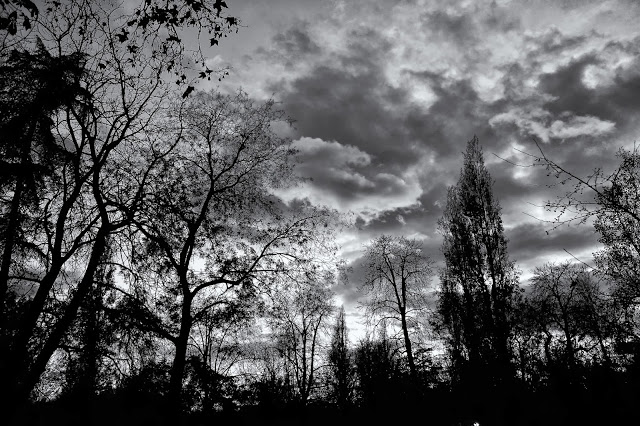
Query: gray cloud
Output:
[[291, 138, 412, 201], [271, 42, 425, 172], [506, 222, 600, 266], [273, 24, 321, 57], [223, 0, 640, 314]]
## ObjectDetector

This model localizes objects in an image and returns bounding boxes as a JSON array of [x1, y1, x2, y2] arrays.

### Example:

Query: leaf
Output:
[[24, 0, 39, 17], [6, 11, 18, 35], [210, 38, 218, 46], [214, 0, 228, 16], [182, 86, 195, 98], [116, 30, 129, 42]]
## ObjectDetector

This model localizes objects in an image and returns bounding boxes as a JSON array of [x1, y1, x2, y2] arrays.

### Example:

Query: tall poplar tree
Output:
[[437, 136, 520, 387], [328, 305, 353, 409]]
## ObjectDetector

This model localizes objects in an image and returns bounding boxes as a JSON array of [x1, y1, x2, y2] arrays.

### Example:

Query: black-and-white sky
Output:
[[205, 0, 640, 325]]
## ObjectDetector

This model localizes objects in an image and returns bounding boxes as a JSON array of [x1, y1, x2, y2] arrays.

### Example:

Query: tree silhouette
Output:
[[353, 325, 403, 411], [0, 42, 88, 324], [267, 268, 335, 406], [115, 90, 336, 417], [530, 141, 640, 377], [328, 305, 354, 410], [0, 1, 241, 419], [437, 136, 520, 393], [529, 262, 614, 372], [360, 235, 433, 379], [592, 148, 640, 304]]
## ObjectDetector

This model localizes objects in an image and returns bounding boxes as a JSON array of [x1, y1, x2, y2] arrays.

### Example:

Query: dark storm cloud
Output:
[[272, 25, 321, 58], [492, 32, 640, 152], [505, 222, 600, 271], [256, 22, 323, 70], [291, 138, 413, 202], [540, 55, 613, 119], [270, 31, 427, 173], [488, 163, 545, 203], [271, 24, 508, 208], [539, 42, 640, 132], [281, 137, 423, 216], [349, 183, 447, 245], [422, 9, 478, 45], [230, 1, 640, 310], [279, 65, 415, 165], [404, 73, 504, 156]]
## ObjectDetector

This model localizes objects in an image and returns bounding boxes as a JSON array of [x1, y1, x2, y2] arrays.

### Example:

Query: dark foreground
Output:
[[10, 382, 639, 426]]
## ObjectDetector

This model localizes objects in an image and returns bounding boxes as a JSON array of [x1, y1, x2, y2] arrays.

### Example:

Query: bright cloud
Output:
[[490, 109, 616, 142]]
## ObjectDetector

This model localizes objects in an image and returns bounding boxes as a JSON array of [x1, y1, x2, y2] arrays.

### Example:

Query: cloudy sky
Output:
[[204, 0, 640, 333]]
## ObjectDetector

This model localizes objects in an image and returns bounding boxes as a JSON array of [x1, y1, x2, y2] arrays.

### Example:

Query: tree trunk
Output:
[[0, 174, 25, 313], [0, 123, 35, 320], [7, 177, 86, 379], [4, 226, 109, 423], [400, 308, 416, 378], [168, 291, 193, 421], [0, 172, 27, 414]]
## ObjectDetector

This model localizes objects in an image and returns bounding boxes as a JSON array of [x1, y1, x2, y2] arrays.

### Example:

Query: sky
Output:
[[202, 0, 640, 338]]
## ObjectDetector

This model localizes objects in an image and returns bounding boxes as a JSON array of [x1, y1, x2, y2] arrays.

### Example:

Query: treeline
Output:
[[2, 2, 640, 426]]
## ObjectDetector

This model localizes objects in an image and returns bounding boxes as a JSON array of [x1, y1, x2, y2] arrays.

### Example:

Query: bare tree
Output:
[[117, 90, 337, 414], [529, 262, 618, 370], [527, 141, 640, 348], [0, 2, 176, 413], [592, 149, 640, 304], [0, 0, 241, 416], [525, 141, 640, 283], [267, 268, 335, 406], [360, 235, 433, 379]]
